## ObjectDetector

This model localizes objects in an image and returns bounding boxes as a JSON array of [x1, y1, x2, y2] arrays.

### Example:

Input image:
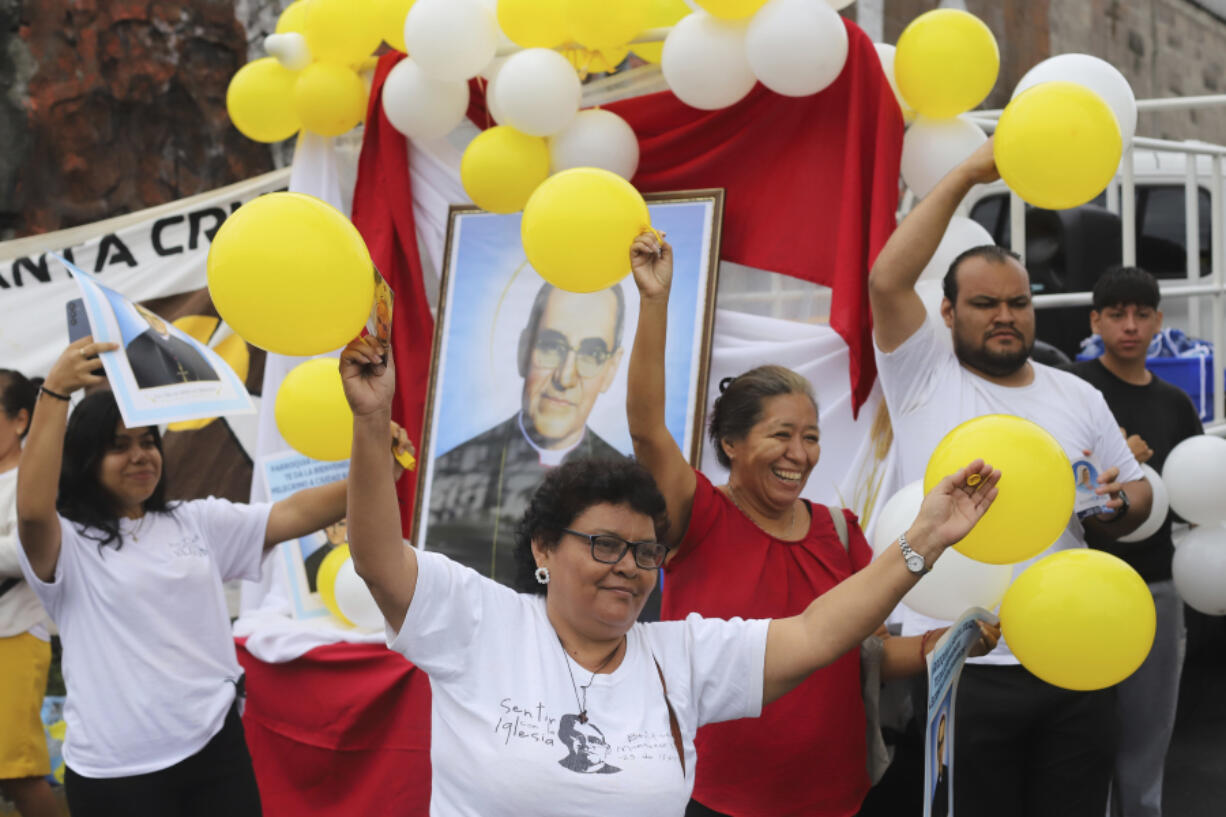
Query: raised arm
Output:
[[626, 231, 696, 552], [340, 336, 418, 631], [762, 460, 1000, 705], [870, 139, 1001, 353], [17, 338, 115, 581]]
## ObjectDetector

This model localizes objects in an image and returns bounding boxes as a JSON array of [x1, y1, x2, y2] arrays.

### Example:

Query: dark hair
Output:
[[514, 459, 669, 595], [58, 390, 172, 550], [942, 245, 1024, 303], [0, 369, 41, 439], [708, 366, 817, 469], [1092, 266, 1160, 311]]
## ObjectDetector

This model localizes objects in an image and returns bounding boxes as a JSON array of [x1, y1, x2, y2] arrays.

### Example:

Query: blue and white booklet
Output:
[[56, 254, 253, 426], [924, 607, 1000, 817]]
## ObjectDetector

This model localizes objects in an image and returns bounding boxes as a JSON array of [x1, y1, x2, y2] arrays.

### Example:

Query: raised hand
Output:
[[630, 231, 673, 301], [45, 337, 117, 395], [390, 421, 415, 481], [960, 138, 1001, 186], [908, 459, 1001, 558], [340, 335, 396, 417]]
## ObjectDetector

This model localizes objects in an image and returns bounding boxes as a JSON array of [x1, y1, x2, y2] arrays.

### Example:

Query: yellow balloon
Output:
[[461, 127, 551, 214], [895, 8, 999, 118], [994, 81, 1123, 211], [227, 58, 301, 143], [1001, 549, 1156, 690], [563, 46, 630, 75], [275, 358, 354, 462], [923, 414, 1074, 565], [634, 0, 690, 62], [293, 62, 368, 137], [317, 544, 355, 625], [567, 0, 649, 49], [499, 0, 569, 49], [304, 0, 382, 65], [276, 0, 311, 34], [376, 0, 417, 52], [695, 0, 767, 21], [207, 192, 374, 356], [521, 167, 651, 293]]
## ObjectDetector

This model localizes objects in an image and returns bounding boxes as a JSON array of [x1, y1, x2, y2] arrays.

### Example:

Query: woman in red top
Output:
[[626, 232, 995, 817]]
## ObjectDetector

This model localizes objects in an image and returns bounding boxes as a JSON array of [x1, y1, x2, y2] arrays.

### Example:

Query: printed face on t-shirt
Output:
[[944, 257, 1036, 379]]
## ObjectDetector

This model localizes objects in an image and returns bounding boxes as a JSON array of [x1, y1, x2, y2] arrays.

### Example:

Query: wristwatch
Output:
[[1101, 488, 1130, 523], [898, 532, 930, 575]]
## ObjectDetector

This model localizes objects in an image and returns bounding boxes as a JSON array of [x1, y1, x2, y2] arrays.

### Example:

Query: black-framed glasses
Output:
[[561, 529, 670, 570], [532, 330, 613, 378]]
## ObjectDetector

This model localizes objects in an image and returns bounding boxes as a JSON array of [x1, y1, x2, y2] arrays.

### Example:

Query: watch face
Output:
[[906, 552, 926, 573]]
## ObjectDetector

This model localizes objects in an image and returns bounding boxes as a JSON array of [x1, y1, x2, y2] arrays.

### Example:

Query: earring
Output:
[[534, 566, 550, 585]]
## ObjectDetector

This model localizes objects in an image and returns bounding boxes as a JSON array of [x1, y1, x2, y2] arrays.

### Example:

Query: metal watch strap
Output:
[[898, 531, 930, 575]]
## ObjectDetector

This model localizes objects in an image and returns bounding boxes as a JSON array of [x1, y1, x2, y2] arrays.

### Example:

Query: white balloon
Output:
[[548, 109, 640, 180], [662, 12, 757, 111], [871, 43, 915, 124], [1162, 435, 1226, 526], [918, 215, 995, 283], [382, 58, 470, 141], [404, 0, 499, 82], [488, 48, 581, 137], [870, 481, 1015, 620], [1118, 463, 1170, 543], [745, 0, 848, 97], [264, 32, 312, 71], [1013, 54, 1137, 145], [1172, 524, 1226, 615], [901, 115, 987, 199], [334, 558, 386, 630]]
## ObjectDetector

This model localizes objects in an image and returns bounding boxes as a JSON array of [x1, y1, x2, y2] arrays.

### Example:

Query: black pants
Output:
[[954, 664, 1115, 817], [65, 703, 262, 817]]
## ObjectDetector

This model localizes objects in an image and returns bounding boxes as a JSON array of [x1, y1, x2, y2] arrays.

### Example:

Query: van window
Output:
[[969, 186, 1212, 279]]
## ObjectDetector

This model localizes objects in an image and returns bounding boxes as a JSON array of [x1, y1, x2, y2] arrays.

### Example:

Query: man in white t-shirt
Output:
[[868, 140, 1152, 817]]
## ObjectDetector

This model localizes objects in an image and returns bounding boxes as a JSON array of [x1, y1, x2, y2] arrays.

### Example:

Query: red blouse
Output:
[[663, 471, 873, 817]]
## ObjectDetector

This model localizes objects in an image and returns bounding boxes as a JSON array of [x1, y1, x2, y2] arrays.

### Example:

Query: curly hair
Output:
[[58, 390, 173, 551], [513, 458, 669, 595], [708, 365, 817, 469]]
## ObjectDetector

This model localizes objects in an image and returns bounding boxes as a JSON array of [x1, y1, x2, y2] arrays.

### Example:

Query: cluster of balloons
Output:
[[227, 0, 406, 141], [1164, 435, 1226, 615], [318, 544, 386, 630], [996, 54, 1135, 210], [877, 414, 1161, 693], [661, 0, 851, 110], [880, 9, 995, 199]]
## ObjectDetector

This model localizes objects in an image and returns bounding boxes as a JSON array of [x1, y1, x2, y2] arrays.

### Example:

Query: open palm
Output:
[[912, 460, 1001, 550]]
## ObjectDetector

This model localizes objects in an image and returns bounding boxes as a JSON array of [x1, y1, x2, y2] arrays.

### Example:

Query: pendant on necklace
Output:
[[578, 712, 588, 724]]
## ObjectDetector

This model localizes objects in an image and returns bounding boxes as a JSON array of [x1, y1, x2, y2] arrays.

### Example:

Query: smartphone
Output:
[[66, 298, 105, 375]]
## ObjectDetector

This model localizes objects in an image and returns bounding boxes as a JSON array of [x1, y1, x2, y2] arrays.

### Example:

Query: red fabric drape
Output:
[[351, 57, 436, 535], [237, 640, 432, 816]]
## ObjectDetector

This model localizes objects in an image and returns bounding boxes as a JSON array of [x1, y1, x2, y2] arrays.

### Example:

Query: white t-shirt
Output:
[[875, 317, 1143, 664], [391, 550, 769, 817], [0, 468, 50, 639], [17, 498, 271, 777]]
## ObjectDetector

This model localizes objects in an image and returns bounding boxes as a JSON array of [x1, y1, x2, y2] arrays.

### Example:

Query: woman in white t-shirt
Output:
[[0, 369, 58, 817], [14, 337, 364, 817], [337, 335, 1003, 817]]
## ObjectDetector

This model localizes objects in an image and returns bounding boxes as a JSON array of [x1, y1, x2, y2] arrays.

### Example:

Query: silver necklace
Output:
[[557, 635, 624, 724], [728, 483, 797, 539]]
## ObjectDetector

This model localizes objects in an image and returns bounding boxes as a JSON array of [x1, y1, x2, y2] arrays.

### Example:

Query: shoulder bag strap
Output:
[[653, 657, 686, 776], [826, 504, 849, 551], [0, 577, 20, 599]]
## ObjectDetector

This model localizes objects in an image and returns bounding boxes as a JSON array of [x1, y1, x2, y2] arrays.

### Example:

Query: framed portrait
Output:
[[413, 189, 724, 586]]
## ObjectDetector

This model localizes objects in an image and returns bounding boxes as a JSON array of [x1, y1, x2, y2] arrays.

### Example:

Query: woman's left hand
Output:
[[340, 335, 395, 417], [390, 422, 415, 480], [968, 621, 1001, 657], [907, 459, 1001, 558]]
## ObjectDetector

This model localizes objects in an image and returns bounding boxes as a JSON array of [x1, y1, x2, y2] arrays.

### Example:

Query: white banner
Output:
[[0, 168, 290, 378]]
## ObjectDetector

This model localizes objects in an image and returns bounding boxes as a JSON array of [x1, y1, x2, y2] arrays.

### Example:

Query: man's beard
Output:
[[953, 331, 1032, 378]]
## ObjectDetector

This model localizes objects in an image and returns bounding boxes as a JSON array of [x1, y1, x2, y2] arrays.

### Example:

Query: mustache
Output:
[[984, 326, 1023, 339]]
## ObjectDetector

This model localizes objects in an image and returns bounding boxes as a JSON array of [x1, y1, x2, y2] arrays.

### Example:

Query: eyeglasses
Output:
[[532, 330, 613, 378], [561, 529, 670, 570]]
